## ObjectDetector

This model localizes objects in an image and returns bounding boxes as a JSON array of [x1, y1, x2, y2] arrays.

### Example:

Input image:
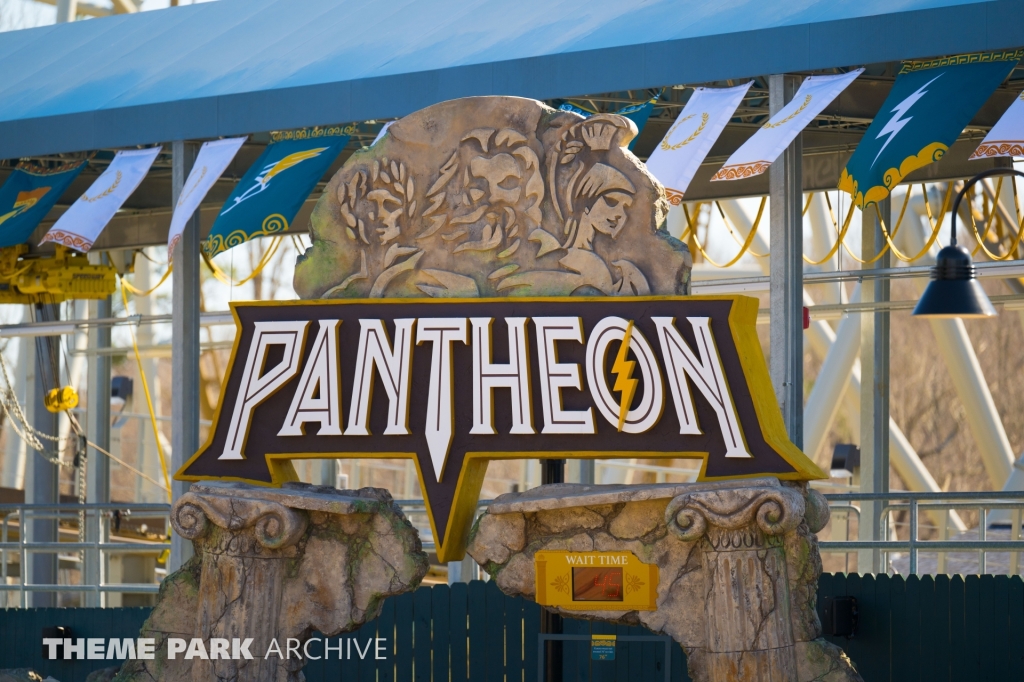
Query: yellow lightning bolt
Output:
[[612, 320, 637, 432]]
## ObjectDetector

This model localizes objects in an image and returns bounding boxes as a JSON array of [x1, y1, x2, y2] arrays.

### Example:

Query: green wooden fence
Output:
[[4, 575, 1024, 681], [818, 573, 1024, 681]]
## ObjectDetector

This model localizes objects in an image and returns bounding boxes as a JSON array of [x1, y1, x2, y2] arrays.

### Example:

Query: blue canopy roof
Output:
[[0, 0, 1021, 158]]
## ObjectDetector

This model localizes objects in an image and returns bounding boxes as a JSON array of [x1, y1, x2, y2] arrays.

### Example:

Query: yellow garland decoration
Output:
[[969, 178, 1024, 261], [120, 264, 172, 297], [872, 183, 952, 264], [716, 200, 768, 258], [202, 235, 284, 286], [690, 197, 767, 268], [678, 182, 1004, 271], [118, 277, 172, 502]]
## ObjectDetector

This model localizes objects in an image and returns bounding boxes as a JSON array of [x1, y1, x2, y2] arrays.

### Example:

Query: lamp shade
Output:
[[912, 245, 997, 318]]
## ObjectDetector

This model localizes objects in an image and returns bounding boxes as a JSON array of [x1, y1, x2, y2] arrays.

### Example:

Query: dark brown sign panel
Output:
[[177, 295, 822, 561]]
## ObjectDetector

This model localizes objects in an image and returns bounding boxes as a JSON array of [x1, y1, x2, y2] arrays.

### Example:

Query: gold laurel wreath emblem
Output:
[[82, 170, 122, 203], [176, 166, 208, 209], [762, 94, 812, 129], [661, 112, 709, 151]]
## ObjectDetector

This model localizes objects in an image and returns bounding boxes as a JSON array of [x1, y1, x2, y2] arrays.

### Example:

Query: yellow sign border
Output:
[[175, 294, 825, 562], [535, 550, 658, 611]]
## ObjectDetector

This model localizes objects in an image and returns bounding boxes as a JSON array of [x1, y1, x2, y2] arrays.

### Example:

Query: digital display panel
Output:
[[572, 567, 623, 601]]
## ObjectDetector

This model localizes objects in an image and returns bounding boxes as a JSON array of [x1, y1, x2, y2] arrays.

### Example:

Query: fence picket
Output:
[[565, 610, 589, 679], [450, 582, 469, 682], [485, 582, 505, 682], [413, 585, 432, 682], [890, 574, 914, 682], [949, 575, 967, 680], [1009, 576, 1024, 678], [394, 591, 414, 682], [504, 593, 524, 682], [979, 575, 996, 680], [359, 618, 380, 682], [916, 575, 936, 682], [378, 597, 397, 682], [992, 575, 1010, 680], [522, 598, 541, 682], [432, 584, 451, 682], [874, 574, 892, 682], [965, 575, 981, 677], [837, 573, 862, 674], [467, 580, 486, 682], [622, 623, 639, 682]]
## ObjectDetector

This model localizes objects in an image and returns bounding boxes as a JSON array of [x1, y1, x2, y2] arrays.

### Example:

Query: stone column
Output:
[[467, 478, 858, 682], [117, 482, 429, 682], [173, 490, 310, 682], [665, 485, 804, 679]]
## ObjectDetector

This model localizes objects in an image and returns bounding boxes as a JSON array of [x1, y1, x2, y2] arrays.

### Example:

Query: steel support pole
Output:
[[84, 253, 111, 607], [169, 141, 201, 573], [27, 303, 60, 606], [768, 74, 804, 448], [55, 0, 78, 23], [320, 459, 338, 488], [802, 285, 861, 462], [859, 197, 891, 574], [578, 460, 595, 485], [540, 457, 563, 682]]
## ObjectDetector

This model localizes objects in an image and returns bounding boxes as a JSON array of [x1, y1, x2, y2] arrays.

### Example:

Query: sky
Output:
[[0, 0, 216, 32]]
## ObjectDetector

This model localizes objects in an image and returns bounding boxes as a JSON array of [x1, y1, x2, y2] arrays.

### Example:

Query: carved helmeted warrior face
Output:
[[565, 162, 637, 250]]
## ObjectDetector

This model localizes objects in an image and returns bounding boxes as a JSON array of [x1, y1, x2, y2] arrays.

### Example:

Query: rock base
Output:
[[115, 483, 428, 682], [467, 478, 860, 682]]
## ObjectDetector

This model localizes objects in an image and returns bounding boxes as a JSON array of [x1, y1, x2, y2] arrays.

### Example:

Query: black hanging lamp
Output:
[[911, 167, 1014, 318]]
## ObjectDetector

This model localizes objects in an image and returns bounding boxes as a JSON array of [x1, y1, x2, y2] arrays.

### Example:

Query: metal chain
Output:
[[0, 349, 67, 465]]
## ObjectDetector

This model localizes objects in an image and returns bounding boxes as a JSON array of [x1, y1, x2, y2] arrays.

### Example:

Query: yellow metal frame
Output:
[[535, 550, 658, 611]]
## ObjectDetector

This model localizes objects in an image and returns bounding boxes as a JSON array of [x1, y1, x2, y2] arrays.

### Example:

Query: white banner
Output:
[[372, 121, 394, 146], [41, 147, 161, 252], [971, 91, 1024, 159], [168, 137, 247, 260], [712, 69, 864, 182], [646, 82, 752, 205]]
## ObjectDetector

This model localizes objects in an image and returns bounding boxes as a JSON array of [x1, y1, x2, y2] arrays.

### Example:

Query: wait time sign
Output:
[[176, 296, 823, 561]]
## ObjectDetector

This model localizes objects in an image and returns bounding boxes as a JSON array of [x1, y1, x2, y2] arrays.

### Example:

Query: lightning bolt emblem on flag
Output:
[[871, 73, 943, 168], [221, 147, 329, 215], [612, 320, 638, 432]]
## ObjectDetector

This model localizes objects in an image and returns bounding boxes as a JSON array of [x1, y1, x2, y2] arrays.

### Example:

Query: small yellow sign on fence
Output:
[[591, 635, 616, 661]]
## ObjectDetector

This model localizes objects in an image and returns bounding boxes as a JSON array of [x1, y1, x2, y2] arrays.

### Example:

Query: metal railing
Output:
[[819, 490, 1024, 575], [0, 499, 474, 606], [0, 502, 171, 607], [11, 490, 1024, 606]]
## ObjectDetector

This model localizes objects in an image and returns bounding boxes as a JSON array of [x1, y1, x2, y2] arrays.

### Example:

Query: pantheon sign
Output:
[[177, 295, 823, 561]]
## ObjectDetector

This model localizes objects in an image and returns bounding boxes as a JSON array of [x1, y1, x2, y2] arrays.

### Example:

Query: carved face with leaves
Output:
[[419, 127, 544, 261]]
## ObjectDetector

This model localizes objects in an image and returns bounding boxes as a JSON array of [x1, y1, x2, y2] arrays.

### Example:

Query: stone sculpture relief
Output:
[[115, 482, 428, 682], [293, 96, 691, 299]]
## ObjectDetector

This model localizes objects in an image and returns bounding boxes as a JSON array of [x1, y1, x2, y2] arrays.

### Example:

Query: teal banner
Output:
[[205, 126, 351, 256], [558, 95, 658, 149], [0, 161, 86, 248], [840, 50, 1022, 208]]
